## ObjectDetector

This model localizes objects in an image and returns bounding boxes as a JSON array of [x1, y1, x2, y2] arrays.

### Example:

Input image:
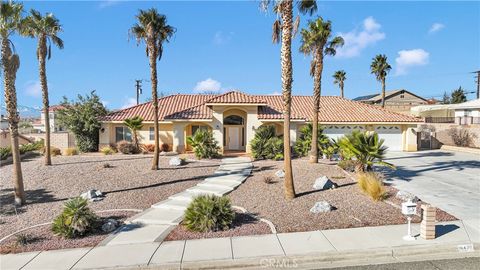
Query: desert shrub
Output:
[[15, 233, 30, 246], [184, 195, 235, 232], [0, 147, 11, 160], [103, 163, 112, 168], [337, 130, 394, 172], [263, 175, 274, 184], [186, 129, 220, 159], [100, 146, 115, 155], [141, 144, 155, 153], [64, 148, 78, 156], [357, 172, 387, 202], [338, 160, 356, 172], [19, 140, 43, 154], [250, 125, 285, 160], [117, 140, 139, 154], [161, 143, 170, 152], [294, 123, 331, 157], [448, 127, 476, 147], [52, 197, 98, 238], [48, 147, 62, 157]]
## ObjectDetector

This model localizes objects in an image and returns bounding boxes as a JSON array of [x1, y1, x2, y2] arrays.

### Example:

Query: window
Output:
[[115, 127, 132, 142], [224, 115, 244, 125], [149, 127, 155, 140], [400, 94, 405, 98], [191, 125, 208, 135]]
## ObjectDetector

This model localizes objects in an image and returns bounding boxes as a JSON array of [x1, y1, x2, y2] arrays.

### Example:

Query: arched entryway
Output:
[[223, 114, 246, 151]]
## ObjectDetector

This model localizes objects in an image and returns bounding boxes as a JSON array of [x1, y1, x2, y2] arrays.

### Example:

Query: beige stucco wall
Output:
[[99, 122, 174, 149]]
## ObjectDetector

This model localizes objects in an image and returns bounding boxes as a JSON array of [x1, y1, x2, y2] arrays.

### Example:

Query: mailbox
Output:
[[402, 201, 417, 216]]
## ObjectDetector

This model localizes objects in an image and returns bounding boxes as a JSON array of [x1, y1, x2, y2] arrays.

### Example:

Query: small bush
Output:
[[263, 175, 274, 184], [52, 197, 97, 238], [117, 140, 139, 154], [19, 140, 43, 154], [357, 172, 387, 202], [64, 148, 78, 156], [250, 125, 285, 160], [161, 143, 170, 152], [338, 160, 357, 172], [100, 146, 115, 155], [50, 147, 62, 157], [186, 130, 220, 159], [0, 147, 11, 160], [103, 163, 112, 168], [184, 195, 235, 232], [448, 127, 477, 147], [15, 233, 30, 246]]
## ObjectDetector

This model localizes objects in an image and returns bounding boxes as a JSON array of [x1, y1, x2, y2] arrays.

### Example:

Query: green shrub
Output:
[[100, 146, 115, 155], [186, 129, 220, 159], [338, 160, 357, 172], [250, 125, 284, 160], [117, 140, 139, 154], [19, 140, 43, 154], [0, 147, 11, 160], [64, 148, 78, 156], [184, 195, 235, 232], [294, 123, 331, 157], [52, 197, 98, 238], [357, 172, 387, 202]]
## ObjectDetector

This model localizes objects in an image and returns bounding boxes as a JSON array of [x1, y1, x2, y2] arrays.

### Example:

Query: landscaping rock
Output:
[[396, 190, 419, 202], [275, 170, 285, 178], [169, 157, 184, 166], [313, 176, 337, 190], [101, 219, 119, 233], [80, 189, 103, 202], [310, 201, 332, 213]]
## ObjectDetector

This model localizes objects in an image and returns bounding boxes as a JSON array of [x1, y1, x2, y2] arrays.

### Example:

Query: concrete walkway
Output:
[[98, 157, 253, 246], [2, 220, 477, 270]]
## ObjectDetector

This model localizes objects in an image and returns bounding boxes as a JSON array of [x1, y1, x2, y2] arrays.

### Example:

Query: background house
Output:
[[99, 91, 421, 153], [36, 105, 66, 132], [353, 89, 428, 115]]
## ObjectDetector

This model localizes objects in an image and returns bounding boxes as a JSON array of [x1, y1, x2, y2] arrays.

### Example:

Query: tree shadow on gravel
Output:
[[0, 188, 61, 215], [296, 182, 357, 198], [51, 156, 152, 166]]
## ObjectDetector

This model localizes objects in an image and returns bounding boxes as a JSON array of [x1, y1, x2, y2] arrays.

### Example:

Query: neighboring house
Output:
[[0, 115, 7, 130], [353, 89, 428, 115], [37, 105, 66, 132], [411, 99, 480, 125], [99, 91, 421, 153]]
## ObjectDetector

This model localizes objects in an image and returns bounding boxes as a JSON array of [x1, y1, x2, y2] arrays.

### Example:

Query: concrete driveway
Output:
[[382, 150, 480, 241]]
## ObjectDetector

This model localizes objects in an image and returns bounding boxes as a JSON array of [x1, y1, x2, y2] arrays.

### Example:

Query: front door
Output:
[[228, 127, 240, 150]]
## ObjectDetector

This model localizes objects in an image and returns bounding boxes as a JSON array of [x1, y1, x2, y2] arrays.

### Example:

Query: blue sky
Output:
[[5, 0, 480, 112]]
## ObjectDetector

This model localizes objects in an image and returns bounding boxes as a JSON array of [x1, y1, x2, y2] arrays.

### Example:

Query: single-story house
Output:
[[353, 89, 428, 115], [99, 91, 422, 153], [411, 98, 480, 125]]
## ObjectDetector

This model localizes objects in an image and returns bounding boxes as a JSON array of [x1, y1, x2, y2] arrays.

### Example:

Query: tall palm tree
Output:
[[1, 1, 26, 205], [333, 70, 346, 98], [24, 10, 63, 166], [370, 54, 391, 108], [299, 17, 343, 164], [124, 116, 143, 150], [261, 0, 317, 200], [130, 8, 175, 170]]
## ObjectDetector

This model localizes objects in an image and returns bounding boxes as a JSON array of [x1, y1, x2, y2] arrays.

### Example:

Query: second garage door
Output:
[[375, 126, 403, 151]]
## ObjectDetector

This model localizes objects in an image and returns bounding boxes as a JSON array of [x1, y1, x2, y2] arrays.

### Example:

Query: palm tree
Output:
[[1, 1, 27, 205], [124, 116, 143, 150], [333, 70, 346, 98], [261, 0, 317, 200], [130, 8, 175, 170], [299, 17, 343, 164], [24, 10, 63, 166], [370, 54, 391, 108]]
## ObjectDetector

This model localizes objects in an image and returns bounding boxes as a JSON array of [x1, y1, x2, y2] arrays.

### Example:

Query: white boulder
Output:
[[313, 176, 337, 190], [169, 157, 184, 166], [396, 190, 419, 202], [310, 201, 332, 213], [80, 189, 103, 202], [101, 219, 119, 233], [275, 170, 285, 178]]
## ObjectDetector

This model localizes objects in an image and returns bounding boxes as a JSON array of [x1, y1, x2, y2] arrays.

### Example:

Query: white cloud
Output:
[[429, 23, 445, 34], [98, 0, 120, 9], [395, 49, 429, 76], [270, 91, 281, 95], [194, 78, 222, 93], [213, 31, 234, 45], [336, 16, 386, 58], [24, 81, 42, 98], [101, 100, 110, 107], [121, 97, 137, 109]]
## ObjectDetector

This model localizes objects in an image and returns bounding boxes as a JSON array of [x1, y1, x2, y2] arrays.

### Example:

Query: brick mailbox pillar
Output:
[[420, 204, 436, 240]]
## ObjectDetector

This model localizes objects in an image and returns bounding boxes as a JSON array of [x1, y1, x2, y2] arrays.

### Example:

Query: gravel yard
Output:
[[0, 153, 219, 252], [228, 158, 456, 233]]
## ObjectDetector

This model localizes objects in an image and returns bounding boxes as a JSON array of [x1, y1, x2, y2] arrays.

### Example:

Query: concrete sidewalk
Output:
[[2, 220, 478, 270]]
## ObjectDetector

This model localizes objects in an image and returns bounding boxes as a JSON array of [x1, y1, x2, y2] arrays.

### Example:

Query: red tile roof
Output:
[[101, 91, 421, 123], [48, 105, 66, 112]]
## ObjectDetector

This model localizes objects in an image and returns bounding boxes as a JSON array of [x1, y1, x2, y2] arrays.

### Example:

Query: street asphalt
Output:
[[322, 257, 480, 270]]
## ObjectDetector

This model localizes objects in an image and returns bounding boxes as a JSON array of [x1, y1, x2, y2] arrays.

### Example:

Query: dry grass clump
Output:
[[263, 175, 274, 184], [49, 147, 61, 157], [357, 172, 387, 202], [100, 146, 115, 155], [64, 148, 78, 156]]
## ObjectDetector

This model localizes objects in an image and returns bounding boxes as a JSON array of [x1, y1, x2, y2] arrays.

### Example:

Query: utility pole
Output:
[[135, 79, 142, 105], [473, 70, 480, 99]]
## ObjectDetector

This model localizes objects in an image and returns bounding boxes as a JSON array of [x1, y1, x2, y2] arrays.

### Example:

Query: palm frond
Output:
[[297, 0, 317, 16], [272, 19, 281, 44]]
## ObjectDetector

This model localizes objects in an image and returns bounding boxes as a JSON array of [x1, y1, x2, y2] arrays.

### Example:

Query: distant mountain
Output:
[[0, 104, 41, 118]]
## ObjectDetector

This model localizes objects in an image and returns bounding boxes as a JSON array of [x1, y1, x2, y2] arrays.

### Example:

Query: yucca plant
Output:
[[337, 130, 394, 172], [294, 123, 330, 157], [52, 197, 97, 238], [186, 129, 220, 159], [184, 195, 235, 232]]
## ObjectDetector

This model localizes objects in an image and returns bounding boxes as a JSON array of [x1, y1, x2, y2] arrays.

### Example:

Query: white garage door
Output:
[[375, 126, 402, 151], [323, 125, 366, 141]]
